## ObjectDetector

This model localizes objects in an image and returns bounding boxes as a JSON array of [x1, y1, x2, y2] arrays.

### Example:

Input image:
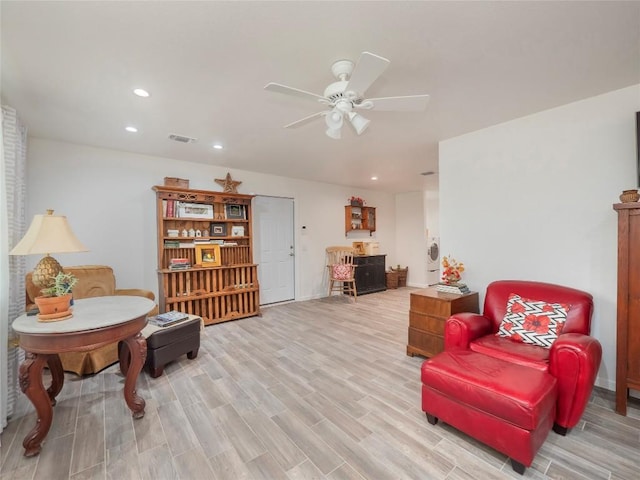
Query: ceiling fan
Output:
[[264, 51, 430, 139]]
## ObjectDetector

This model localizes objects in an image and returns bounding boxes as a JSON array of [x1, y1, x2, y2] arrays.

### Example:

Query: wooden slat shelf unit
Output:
[[153, 185, 260, 326]]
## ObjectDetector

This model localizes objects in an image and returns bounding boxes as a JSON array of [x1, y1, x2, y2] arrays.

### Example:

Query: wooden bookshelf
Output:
[[152, 185, 260, 325]]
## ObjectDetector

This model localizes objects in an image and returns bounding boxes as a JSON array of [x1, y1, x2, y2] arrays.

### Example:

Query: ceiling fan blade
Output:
[[345, 52, 390, 96], [283, 111, 326, 129], [361, 94, 430, 111], [264, 82, 328, 103]]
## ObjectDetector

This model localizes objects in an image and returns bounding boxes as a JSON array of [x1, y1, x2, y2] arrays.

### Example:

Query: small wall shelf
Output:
[[345, 205, 376, 236]]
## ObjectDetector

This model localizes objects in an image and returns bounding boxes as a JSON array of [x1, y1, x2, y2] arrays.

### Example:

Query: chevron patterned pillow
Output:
[[497, 293, 570, 348]]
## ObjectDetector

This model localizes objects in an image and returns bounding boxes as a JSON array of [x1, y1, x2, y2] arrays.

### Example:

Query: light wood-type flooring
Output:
[[1, 287, 639, 479]]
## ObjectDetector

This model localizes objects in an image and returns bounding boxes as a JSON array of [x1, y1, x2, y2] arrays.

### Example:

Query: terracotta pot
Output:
[[619, 189, 640, 203], [34, 293, 72, 321]]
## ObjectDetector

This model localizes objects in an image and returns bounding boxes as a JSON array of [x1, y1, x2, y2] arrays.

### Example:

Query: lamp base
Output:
[[32, 255, 63, 289]]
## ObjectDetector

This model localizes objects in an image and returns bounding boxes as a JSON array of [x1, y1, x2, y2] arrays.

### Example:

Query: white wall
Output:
[[395, 191, 428, 287], [439, 84, 640, 390], [25, 138, 397, 302]]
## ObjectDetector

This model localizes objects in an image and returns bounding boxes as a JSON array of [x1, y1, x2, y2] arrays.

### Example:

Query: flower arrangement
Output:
[[348, 196, 365, 206], [441, 256, 464, 285]]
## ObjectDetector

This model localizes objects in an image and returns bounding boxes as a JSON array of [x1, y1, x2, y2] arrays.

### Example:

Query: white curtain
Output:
[[1, 105, 28, 433]]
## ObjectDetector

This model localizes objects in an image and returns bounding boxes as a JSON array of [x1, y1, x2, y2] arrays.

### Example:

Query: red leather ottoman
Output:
[[421, 350, 557, 475]]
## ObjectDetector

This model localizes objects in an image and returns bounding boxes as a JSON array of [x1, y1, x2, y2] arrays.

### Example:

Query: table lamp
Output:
[[9, 209, 88, 288]]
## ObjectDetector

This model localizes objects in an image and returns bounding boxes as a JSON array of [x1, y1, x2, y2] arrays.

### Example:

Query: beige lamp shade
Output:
[[10, 210, 88, 288]]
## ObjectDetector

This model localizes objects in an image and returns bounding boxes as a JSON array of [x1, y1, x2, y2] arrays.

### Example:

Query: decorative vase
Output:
[[619, 189, 640, 203], [34, 293, 73, 322]]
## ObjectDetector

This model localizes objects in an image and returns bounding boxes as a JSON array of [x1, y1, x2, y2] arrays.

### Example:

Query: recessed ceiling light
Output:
[[133, 88, 150, 97], [125, 126, 138, 133], [213, 144, 223, 150], [371, 176, 378, 181]]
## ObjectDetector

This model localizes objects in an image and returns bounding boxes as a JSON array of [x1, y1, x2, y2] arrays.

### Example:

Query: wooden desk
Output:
[[12, 296, 154, 456], [407, 287, 479, 358]]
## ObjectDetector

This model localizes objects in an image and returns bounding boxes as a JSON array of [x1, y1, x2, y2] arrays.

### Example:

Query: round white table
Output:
[[12, 296, 154, 457]]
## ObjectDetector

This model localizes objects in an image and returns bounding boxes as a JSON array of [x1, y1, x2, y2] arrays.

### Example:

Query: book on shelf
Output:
[[149, 310, 189, 327], [166, 199, 175, 218], [222, 241, 238, 246], [169, 264, 191, 270], [436, 283, 470, 294], [170, 257, 190, 265], [169, 258, 191, 270], [164, 240, 180, 248]]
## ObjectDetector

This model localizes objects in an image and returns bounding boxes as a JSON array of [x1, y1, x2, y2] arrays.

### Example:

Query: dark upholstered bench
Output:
[[119, 315, 201, 378]]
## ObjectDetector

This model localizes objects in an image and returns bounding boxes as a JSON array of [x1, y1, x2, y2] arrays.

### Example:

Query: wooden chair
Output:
[[326, 246, 357, 301]]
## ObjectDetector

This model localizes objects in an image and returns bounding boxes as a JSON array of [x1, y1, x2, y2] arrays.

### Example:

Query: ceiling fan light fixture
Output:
[[325, 127, 341, 140], [325, 109, 344, 130], [348, 112, 370, 135], [265, 51, 429, 138]]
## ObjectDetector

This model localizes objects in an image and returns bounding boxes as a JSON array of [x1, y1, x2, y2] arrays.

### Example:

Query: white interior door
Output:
[[254, 196, 295, 305]]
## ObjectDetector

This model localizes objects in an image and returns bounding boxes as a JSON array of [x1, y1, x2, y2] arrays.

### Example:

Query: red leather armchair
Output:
[[444, 280, 602, 434]]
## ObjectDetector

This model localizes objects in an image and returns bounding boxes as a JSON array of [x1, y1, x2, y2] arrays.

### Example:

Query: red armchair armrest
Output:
[[549, 333, 602, 430], [445, 312, 493, 350]]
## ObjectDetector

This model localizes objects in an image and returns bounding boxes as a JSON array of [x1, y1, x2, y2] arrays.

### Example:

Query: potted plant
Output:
[[349, 196, 364, 207], [34, 271, 78, 321]]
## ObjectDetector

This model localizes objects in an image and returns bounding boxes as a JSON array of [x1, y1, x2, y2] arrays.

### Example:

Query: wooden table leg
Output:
[[46, 354, 64, 406], [19, 352, 53, 457], [122, 332, 147, 419], [119, 341, 131, 376]]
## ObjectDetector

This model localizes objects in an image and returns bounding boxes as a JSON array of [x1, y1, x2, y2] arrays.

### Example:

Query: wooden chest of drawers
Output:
[[407, 287, 479, 358]]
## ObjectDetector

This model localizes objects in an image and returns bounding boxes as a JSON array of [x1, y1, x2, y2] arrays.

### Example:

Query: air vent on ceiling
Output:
[[168, 134, 197, 144]]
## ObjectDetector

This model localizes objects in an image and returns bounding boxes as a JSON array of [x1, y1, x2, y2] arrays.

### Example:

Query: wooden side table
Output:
[[407, 287, 480, 358], [12, 296, 154, 456]]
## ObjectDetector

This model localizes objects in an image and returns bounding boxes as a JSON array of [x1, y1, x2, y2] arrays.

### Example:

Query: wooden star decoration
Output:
[[215, 172, 242, 193]]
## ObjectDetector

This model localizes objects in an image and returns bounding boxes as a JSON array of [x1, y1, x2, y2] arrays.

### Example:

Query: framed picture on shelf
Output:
[[225, 204, 245, 219], [177, 202, 214, 219], [231, 225, 245, 237], [209, 223, 227, 237], [195, 244, 221, 267]]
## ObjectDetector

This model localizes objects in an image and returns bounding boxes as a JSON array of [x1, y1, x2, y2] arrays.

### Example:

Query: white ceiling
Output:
[[2, 1, 639, 193]]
